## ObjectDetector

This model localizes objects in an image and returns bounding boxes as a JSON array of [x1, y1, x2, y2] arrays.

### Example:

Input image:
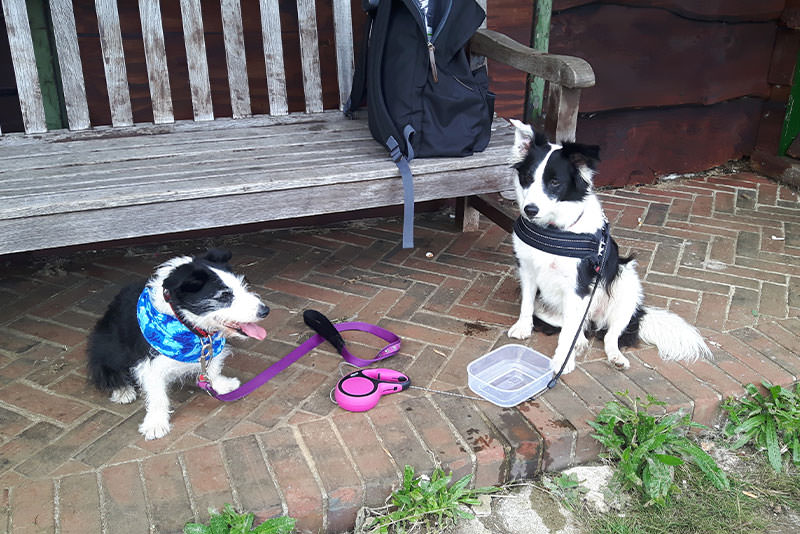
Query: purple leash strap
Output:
[[197, 310, 400, 401]]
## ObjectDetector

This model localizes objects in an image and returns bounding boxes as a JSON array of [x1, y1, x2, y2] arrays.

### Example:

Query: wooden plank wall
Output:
[[547, 0, 785, 186]]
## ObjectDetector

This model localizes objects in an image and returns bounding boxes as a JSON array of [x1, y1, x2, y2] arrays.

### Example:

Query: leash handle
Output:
[[199, 311, 401, 401]]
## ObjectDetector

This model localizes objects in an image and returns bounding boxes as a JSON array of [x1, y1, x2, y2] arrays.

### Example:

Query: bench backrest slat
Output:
[[140, 0, 174, 124], [297, 0, 323, 113], [49, 0, 90, 130], [260, 0, 289, 116], [220, 0, 251, 118], [181, 0, 214, 121], [95, 0, 133, 127], [1, 0, 499, 132], [2, 0, 47, 134], [332, 0, 354, 110]]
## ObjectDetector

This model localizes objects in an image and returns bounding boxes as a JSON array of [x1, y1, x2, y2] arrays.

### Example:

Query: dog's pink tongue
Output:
[[240, 322, 267, 340]]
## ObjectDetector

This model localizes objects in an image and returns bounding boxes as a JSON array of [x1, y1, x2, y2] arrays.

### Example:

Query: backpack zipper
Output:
[[427, 42, 439, 83], [409, 0, 453, 84]]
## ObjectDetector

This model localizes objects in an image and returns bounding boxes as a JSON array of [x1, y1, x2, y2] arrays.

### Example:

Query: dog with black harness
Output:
[[506, 119, 711, 375]]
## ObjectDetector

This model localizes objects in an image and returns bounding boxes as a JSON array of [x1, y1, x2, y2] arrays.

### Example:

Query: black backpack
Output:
[[345, 0, 495, 248]]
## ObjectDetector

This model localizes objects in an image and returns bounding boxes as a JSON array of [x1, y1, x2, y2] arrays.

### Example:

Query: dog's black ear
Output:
[[201, 248, 232, 265], [164, 265, 210, 296], [560, 143, 600, 170], [179, 268, 210, 293]]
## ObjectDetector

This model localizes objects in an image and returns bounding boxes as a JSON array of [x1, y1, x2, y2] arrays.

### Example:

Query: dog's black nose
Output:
[[257, 303, 270, 318], [524, 204, 539, 218]]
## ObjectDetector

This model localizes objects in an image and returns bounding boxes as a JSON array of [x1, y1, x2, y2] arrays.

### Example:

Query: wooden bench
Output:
[[0, 0, 594, 255]]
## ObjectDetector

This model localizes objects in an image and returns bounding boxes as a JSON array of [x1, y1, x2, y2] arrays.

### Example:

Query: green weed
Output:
[[360, 465, 498, 533], [588, 391, 728, 505], [722, 381, 800, 472], [183, 504, 295, 534], [540, 472, 588, 510]]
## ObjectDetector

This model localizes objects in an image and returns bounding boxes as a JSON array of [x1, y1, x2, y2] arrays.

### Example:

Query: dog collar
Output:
[[136, 287, 225, 362], [513, 216, 611, 270]]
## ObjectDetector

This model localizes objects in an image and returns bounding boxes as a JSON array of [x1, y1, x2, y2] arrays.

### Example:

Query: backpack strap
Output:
[[345, 0, 421, 248]]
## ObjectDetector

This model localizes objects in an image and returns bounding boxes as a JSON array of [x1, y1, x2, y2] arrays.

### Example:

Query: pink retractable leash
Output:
[[334, 368, 411, 412]]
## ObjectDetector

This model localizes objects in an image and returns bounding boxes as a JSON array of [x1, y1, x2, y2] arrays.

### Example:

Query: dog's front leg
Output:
[[508, 261, 537, 339], [135, 358, 172, 440], [550, 294, 589, 375], [205, 351, 240, 395]]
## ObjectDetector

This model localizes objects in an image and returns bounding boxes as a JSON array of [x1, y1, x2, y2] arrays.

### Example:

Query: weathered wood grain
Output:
[[297, 0, 323, 113], [48, 0, 90, 130], [94, 0, 133, 126], [180, 0, 213, 121], [331, 0, 353, 110], [470, 29, 594, 88], [549, 4, 774, 112], [139, 0, 174, 124], [259, 0, 288, 115], [220, 0, 251, 118], [2, 0, 47, 133], [577, 98, 763, 187], [552, 0, 784, 22]]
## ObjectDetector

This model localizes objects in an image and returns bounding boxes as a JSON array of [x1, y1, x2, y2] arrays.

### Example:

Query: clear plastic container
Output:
[[467, 344, 553, 407]]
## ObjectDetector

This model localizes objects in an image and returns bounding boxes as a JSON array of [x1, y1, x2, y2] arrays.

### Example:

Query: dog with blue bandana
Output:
[[88, 249, 269, 440]]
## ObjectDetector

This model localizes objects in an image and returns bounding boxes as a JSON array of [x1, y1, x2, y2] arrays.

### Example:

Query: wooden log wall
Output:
[[546, 0, 787, 186]]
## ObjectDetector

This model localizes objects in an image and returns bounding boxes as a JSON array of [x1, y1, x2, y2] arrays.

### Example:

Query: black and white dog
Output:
[[88, 249, 269, 440], [506, 120, 710, 374]]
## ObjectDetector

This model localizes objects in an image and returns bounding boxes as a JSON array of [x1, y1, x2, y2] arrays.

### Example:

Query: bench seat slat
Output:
[[0, 114, 370, 162], [0, 117, 512, 221]]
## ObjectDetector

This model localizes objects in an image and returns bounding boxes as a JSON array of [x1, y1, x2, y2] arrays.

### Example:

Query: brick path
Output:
[[0, 172, 797, 533]]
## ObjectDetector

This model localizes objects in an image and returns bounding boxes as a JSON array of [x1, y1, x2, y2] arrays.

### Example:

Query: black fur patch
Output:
[[87, 281, 149, 391]]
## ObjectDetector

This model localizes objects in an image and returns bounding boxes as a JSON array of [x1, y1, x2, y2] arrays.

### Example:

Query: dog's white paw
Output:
[[139, 414, 171, 440], [551, 353, 576, 375], [508, 319, 533, 339], [110, 386, 136, 404], [210, 375, 240, 395], [607, 352, 630, 370]]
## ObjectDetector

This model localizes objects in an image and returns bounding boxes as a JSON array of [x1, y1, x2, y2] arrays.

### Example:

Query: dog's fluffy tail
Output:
[[639, 307, 712, 363]]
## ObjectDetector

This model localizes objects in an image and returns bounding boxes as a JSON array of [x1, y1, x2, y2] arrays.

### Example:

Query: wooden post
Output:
[[780, 48, 800, 156], [27, 0, 66, 129], [525, 0, 552, 125]]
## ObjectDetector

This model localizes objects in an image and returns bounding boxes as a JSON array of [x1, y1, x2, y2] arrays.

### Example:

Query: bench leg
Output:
[[455, 196, 481, 232]]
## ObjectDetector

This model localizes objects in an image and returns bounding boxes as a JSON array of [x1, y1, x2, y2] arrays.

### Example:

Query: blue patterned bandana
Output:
[[137, 287, 225, 362]]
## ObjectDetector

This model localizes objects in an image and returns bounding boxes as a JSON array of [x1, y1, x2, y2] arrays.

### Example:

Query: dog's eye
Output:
[[215, 290, 234, 303]]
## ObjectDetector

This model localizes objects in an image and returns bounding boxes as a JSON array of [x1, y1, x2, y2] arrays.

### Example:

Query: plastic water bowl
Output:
[[467, 344, 553, 407]]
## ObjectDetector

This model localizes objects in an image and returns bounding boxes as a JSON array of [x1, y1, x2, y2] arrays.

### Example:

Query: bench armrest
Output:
[[469, 29, 595, 89]]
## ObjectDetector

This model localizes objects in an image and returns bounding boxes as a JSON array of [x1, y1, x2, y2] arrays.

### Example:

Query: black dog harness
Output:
[[513, 216, 611, 271]]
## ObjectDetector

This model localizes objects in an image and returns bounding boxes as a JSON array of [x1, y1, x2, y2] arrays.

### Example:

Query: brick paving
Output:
[[0, 172, 798, 533]]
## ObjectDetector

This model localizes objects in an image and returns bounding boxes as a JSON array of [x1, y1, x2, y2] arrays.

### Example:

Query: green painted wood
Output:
[[26, 0, 66, 130], [525, 0, 552, 124], [779, 48, 800, 156]]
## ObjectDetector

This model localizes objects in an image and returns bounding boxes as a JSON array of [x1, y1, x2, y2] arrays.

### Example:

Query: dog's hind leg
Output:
[[508, 260, 537, 339]]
